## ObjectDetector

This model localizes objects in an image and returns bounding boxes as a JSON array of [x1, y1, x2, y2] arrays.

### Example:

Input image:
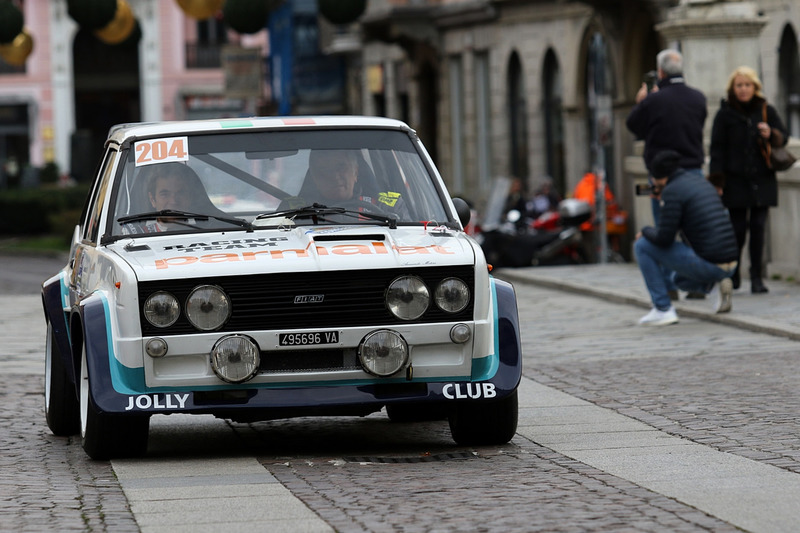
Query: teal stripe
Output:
[[470, 278, 500, 380], [99, 293, 146, 394]]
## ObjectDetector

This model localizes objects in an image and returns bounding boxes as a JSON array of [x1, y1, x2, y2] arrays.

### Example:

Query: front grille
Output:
[[139, 266, 475, 336]]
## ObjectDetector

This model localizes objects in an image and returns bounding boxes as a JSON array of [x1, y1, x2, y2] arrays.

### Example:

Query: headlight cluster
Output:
[[143, 285, 231, 331], [386, 275, 470, 320]]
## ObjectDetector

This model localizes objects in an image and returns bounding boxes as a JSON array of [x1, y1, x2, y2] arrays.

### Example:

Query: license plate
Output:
[[279, 331, 340, 346]]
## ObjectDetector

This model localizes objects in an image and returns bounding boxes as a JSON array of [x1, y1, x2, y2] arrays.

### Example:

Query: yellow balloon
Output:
[[177, 0, 225, 20], [0, 28, 34, 67], [95, 0, 135, 45]]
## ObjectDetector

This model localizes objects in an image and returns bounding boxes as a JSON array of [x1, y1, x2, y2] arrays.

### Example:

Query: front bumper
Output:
[[83, 279, 522, 420]]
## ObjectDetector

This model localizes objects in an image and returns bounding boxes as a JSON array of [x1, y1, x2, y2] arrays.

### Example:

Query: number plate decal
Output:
[[135, 137, 189, 166], [279, 331, 340, 346]]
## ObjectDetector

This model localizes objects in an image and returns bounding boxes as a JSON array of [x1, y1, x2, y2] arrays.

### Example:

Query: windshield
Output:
[[109, 129, 450, 238]]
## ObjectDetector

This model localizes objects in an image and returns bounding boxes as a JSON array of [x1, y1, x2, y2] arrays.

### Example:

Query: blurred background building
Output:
[[1, 0, 799, 274]]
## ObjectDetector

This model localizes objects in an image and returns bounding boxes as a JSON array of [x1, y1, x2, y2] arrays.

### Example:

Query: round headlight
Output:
[[143, 291, 180, 328], [386, 276, 429, 320], [210, 335, 260, 383], [186, 285, 230, 331], [358, 329, 409, 377], [435, 278, 470, 313]]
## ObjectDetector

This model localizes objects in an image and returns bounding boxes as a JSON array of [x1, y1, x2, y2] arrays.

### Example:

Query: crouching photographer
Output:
[[633, 150, 739, 326]]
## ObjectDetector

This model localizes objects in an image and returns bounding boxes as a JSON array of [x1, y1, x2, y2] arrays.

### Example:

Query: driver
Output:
[[277, 149, 409, 220], [123, 163, 209, 234], [307, 150, 362, 203]]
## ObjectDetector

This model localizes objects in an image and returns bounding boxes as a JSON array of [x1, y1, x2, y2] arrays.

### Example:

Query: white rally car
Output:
[[42, 116, 522, 459]]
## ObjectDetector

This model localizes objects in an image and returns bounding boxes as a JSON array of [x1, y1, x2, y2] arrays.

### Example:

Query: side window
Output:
[[83, 150, 119, 244]]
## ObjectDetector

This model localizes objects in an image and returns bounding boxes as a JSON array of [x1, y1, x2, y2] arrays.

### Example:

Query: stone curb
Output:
[[496, 269, 800, 342]]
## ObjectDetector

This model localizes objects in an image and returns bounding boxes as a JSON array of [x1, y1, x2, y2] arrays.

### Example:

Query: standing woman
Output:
[[709, 66, 789, 293]]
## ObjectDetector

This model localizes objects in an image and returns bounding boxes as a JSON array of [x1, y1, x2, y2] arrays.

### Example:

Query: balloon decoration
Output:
[[318, 0, 367, 26], [67, 0, 118, 31], [222, 0, 283, 34], [94, 0, 136, 44], [117, 18, 142, 48], [177, 0, 225, 20], [0, 0, 24, 45], [0, 27, 34, 67]]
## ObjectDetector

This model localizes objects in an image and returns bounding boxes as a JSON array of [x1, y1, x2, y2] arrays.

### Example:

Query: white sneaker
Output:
[[638, 306, 679, 326], [713, 277, 733, 314]]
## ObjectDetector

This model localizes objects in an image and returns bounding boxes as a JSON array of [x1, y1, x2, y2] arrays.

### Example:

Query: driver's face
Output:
[[310, 152, 358, 202], [149, 175, 192, 211]]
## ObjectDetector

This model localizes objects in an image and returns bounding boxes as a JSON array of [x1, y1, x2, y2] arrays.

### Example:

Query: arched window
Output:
[[508, 51, 529, 180], [542, 49, 565, 195], [778, 25, 800, 137]]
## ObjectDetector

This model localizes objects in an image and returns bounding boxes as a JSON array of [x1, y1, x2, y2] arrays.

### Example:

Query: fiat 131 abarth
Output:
[[41, 116, 522, 459]]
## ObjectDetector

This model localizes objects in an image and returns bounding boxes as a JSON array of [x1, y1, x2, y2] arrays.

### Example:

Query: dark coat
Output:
[[709, 97, 788, 208], [642, 170, 739, 264], [626, 76, 707, 173]]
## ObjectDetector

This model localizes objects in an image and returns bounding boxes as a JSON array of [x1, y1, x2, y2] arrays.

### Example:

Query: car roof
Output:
[[106, 115, 414, 144]]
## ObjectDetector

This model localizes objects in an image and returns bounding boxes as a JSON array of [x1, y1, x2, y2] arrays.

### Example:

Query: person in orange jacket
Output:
[[572, 171, 628, 234]]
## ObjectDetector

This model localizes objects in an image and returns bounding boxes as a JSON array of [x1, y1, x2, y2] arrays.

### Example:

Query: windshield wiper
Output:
[[256, 203, 396, 229], [118, 210, 254, 230]]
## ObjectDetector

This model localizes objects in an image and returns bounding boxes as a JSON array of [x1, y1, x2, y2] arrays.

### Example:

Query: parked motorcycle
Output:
[[476, 198, 592, 268]]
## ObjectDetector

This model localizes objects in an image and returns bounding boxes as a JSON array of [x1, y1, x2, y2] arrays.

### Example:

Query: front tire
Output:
[[80, 344, 149, 460], [45, 323, 80, 436], [448, 390, 518, 446]]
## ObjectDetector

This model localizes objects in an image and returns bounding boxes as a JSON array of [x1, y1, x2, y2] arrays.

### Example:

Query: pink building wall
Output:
[[0, 0, 270, 178]]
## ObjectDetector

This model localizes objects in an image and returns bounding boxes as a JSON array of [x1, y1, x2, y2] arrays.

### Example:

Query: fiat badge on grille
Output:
[[294, 294, 324, 304]]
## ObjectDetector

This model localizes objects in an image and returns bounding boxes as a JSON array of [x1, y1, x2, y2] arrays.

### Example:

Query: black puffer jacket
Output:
[[709, 97, 788, 208], [642, 171, 738, 264]]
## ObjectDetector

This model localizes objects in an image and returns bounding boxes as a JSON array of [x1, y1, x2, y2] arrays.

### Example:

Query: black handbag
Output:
[[762, 103, 796, 171], [770, 145, 797, 171]]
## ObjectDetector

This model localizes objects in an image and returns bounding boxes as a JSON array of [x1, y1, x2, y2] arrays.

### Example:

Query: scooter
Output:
[[476, 198, 592, 268]]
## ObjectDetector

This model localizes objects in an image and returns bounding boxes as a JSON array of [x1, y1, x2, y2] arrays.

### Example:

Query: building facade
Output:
[[0, 0, 269, 184], [357, 0, 800, 274], [2, 0, 799, 276]]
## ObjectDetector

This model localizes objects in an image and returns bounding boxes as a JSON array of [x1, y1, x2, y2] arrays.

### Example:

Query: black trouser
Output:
[[729, 206, 769, 278]]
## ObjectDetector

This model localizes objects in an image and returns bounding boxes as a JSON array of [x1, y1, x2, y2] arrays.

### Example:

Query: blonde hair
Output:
[[725, 66, 765, 101]]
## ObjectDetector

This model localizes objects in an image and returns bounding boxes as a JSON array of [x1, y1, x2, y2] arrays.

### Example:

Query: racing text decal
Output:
[[442, 383, 496, 400], [154, 241, 455, 269], [125, 393, 189, 411]]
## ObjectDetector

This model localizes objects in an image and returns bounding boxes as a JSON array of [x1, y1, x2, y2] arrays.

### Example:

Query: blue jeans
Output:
[[634, 237, 735, 311], [650, 168, 705, 293]]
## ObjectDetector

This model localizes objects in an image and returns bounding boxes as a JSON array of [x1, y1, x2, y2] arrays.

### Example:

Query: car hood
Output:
[[109, 225, 476, 281]]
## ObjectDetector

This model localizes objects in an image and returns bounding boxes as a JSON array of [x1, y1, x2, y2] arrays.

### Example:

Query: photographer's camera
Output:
[[635, 183, 661, 196], [643, 70, 658, 91]]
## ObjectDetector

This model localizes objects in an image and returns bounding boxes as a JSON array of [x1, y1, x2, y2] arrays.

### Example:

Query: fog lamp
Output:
[[210, 335, 260, 383], [358, 329, 408, 377]]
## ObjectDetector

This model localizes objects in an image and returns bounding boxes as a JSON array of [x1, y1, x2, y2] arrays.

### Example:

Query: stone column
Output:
[[656, 0, 767, 134]]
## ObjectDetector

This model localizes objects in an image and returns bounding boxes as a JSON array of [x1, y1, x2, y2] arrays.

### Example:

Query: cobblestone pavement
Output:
[[504, 275, 800, 476], [0, 376, 139, 532], [4, 257, 800, 531], [260, 428, 739, 533]]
